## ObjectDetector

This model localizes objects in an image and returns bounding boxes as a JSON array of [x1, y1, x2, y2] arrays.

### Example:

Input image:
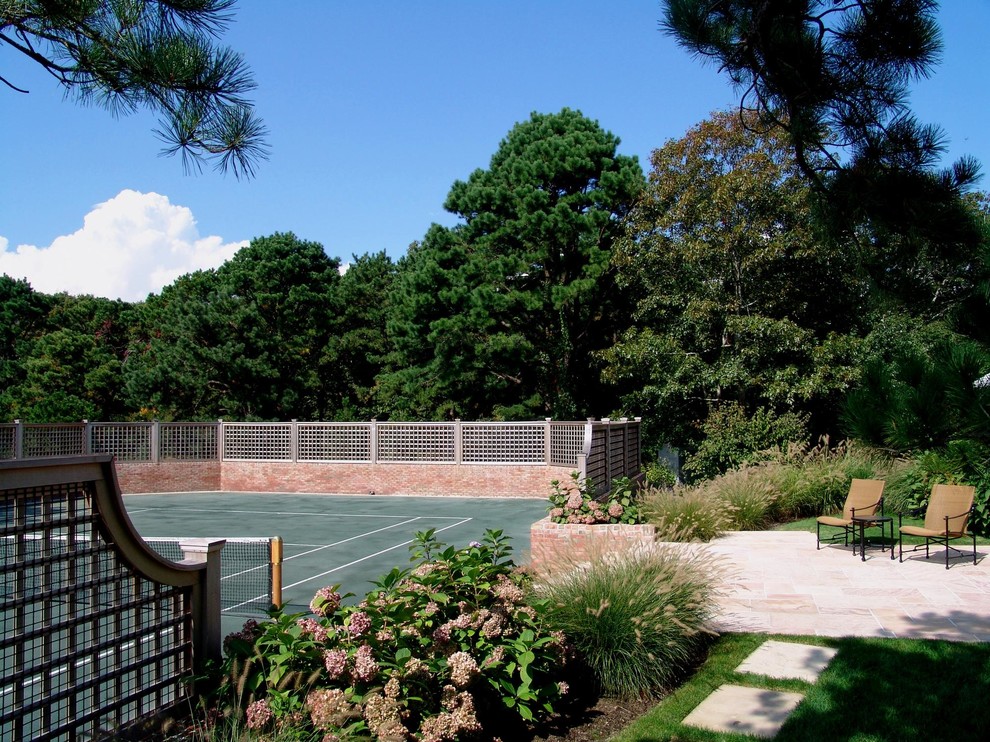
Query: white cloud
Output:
[[0, 190, 247, 302]]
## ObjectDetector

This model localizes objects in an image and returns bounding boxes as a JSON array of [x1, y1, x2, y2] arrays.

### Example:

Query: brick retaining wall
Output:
[[113, 460, 574, 498], [220, 462, 574, 497], [529, 517, 657, 573], [115, 461, 222, 494]]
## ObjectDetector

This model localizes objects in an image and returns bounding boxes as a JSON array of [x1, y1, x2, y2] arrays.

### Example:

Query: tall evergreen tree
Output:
[[381, 109, 644, 420], [661, 1, 982, 260]]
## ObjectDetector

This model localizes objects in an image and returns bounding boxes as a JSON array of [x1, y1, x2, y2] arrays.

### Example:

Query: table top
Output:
[[851, 514, 892, 522]]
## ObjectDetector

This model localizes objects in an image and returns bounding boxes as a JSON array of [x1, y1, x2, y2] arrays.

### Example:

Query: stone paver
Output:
[[682, 684, 805, 738], [735, 639, 837, 683], [705, 531, 990, 641]]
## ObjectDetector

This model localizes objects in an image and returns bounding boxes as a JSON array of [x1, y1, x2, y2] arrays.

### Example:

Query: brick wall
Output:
[[115, 461, 221, 493], [112, 460, 575, 498], [529, 517, 657, 573], [220, 462, 574, 497]]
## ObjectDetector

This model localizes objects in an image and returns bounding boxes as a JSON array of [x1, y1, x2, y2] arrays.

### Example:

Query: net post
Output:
[[271, 536, 283, 608], [179, 538, 226, 664]]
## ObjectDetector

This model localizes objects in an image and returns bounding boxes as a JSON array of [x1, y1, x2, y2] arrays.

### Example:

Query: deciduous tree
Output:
[[604, 111, 864, 471]]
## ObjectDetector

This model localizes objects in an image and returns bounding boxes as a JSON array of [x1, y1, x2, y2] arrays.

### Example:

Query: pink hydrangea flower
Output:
[[347, 611, 372, 637], [310, 586, 342, 617], [245, 699, 272, 730], [608, 502, 624, 518], [566, 491, 584, 510], [352, 644, 379, 682], [297, 617, 331, 642], [323, 648, 348, 679]]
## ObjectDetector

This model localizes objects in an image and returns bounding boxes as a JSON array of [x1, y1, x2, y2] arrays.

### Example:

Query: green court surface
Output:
[[123, 492, 549, 634]]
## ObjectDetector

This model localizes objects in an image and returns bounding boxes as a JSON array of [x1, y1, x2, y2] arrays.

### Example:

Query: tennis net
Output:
[[1, 533, 282, 616], [145, 536, 282, 615]]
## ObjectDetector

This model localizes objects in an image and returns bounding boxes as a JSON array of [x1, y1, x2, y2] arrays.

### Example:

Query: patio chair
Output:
[[898, 484, 977, 569], [816, 478, 886, 550]]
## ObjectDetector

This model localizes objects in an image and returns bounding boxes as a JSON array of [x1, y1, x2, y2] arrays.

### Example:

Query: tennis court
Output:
[[123, 491, 549, 635]]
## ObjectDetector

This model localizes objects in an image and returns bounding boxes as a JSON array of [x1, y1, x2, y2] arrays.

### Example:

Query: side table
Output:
[[851, 515, 894, 562]]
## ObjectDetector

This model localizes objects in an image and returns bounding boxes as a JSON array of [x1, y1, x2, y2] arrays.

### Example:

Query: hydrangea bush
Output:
[[220, 529, 569, 740], [547, 473, 641, 525]]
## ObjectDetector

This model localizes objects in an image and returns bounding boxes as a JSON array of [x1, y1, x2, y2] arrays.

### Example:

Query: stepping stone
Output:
[[736, 640, 838, 683], [682, 684, 804, 739]]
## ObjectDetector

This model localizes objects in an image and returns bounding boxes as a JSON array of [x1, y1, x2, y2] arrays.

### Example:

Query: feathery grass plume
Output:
[[639, 485, 730, 542], [534, 541, 721, 699]]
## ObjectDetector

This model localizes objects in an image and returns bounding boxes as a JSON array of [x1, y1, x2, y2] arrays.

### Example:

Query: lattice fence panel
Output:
[[223, 424, 292, 460], [377, 424, 455, 462], [1, 481, 195, 740], [550, 424, 585, 467], [90, 424, 152, 461], [0, 425, 13, 460], [21, 425, 85, 458], [462, 424, 545, 463], [297, 424, 372, 462], [160, 424, 218, 461]]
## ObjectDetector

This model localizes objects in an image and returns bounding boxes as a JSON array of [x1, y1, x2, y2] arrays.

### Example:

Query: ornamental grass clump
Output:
[[534, 544, 719, 699], [547, 473, 641, 525], [638, 485, 730, 542], [218, 529, 568, 740]]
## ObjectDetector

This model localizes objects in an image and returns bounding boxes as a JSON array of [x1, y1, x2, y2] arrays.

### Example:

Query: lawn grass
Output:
[[772, 514, 990, 546], [611, 632, 990, 741]]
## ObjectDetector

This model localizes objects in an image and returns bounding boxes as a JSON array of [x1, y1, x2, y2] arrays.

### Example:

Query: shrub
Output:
[[682, 404, 809, 482], [534, 544, 718, 699], [707, 467, 777, 530], [547, 473, 641, 525], [884, 441, 990, 536], [761, 440, 892, 520], [643, 459, 677, 489], [638, 485, 730, 542], [219, 529, 568, 740]]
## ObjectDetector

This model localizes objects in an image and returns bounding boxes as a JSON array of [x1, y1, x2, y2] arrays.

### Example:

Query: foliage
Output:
[[3, 292, 132, 421], [683, 404, 809, 482], [883, 442, 990, 538], [321, 251, 396, 419], [2, 0, 268, 176], [534, 544, 718, 699], [638, 486, 731, 542], [843, 338, 990, 452], [220, 530, 568, 739], [660, 0, 983, 267], [642, 440, 892, 536], [124, 233, 344, 420], [643, 459, 677, 489], [605, 111, 860, 468], [546, 473, 641, 525], [380, 108, 644, 420]]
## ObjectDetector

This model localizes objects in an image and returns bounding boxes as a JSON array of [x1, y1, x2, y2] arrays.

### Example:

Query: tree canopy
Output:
[[661, 0, 982, 251], [603, 111, 865, 473], [1, 0, 267, 176], [380, 109, 644, 420]]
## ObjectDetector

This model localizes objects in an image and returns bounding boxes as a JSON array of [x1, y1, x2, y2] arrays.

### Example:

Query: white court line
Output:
[[224, 516, 430, 611], [281, 518, 472, 592], [283, 517, 423, 562]]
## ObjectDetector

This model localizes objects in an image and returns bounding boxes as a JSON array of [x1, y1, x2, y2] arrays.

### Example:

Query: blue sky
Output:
[[2, 1, 988, 301]]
